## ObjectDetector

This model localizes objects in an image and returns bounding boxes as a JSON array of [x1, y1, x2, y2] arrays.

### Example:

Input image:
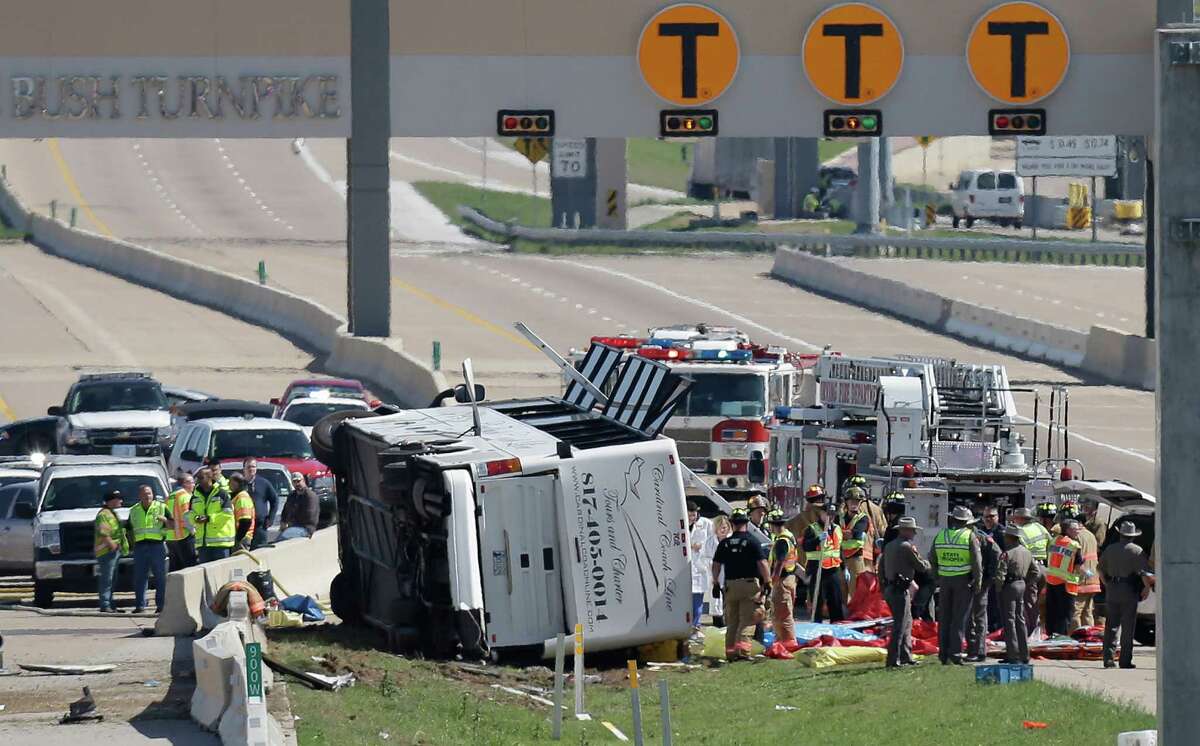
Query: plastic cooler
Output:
[[975, 663, 1034, 684]]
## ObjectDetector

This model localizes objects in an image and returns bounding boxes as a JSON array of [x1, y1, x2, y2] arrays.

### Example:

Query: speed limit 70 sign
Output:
[[552, 139, 589, 179]]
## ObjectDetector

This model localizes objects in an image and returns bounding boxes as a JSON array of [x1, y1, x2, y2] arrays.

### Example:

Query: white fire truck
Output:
[[766, 352, 1073, 550], [570, 324, 816, 500]]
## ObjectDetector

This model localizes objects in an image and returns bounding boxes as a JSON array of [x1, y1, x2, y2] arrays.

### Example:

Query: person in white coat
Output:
[[689, 500, 718, 636]]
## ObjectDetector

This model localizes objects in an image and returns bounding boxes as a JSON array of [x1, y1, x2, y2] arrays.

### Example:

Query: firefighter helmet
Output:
[[766, 509, 786, 525]]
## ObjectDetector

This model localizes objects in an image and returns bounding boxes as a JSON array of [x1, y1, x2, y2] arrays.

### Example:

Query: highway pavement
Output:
[[0, 239, 317, 422], [0, 138, 1157, 494]]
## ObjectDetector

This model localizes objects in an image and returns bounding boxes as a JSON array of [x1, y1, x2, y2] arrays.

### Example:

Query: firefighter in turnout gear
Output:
[[929, 505, 982, 665], [785, 484, 828, 545], [767, 509, 801, 651], [803, 498, 845, 623], [712, 508, 771, 661], [839, 487, 874, 601], [1045, 519, 1088, 635]]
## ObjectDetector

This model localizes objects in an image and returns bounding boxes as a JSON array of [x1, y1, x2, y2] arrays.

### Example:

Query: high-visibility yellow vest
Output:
[[94, 508, 128, 558], [933, 527, 973, 577], [1046, 535, 1081, 591], [769, 528, 798, 574], [129, 501, 167, 543], [166, 488, 193, 540], [1019, 522, 1051, 562], [232, 490, 256, 538], [191, 485, 235, 549], [805, 523, 842, 569]]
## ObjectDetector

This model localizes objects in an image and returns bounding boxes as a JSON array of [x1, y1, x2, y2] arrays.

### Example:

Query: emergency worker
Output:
[[802, 498, 845, 623], [1009, 506, 1050, 633], [879, 516, 928, 668], [747, 493, 769, 533], [844, 474, 887, 551], [1037, 501, 1058, 533], [94, 490, 129, 613], [995, 526, 1038, 664], [711, 508, 771, 661], [802, 187, 821, 214], [766, 509, 800, 651], [1098, 521, 1151, 669], [166, 472, 196, 571], [227, 473, 257, 551], [839, 487, 874, 600], [929, 505, 982, 665], [1077, 500, 1107, 629], [965, 516, 1002, 661], [1044, 519, 1087, 635], [205, 458, 231, 492], [785, 485, 827, 542], [127, 484, 171, 614], [190, 467, 235, 563]]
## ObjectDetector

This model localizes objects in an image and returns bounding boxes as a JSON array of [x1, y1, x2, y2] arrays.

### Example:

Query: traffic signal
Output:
[[497, 110, 555, 137], [824, 110, 882, 137], [989, 109, 1046, 136], [660, 110, 718, 137]]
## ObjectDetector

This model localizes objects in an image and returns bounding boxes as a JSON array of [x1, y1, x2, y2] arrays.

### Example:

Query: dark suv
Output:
[[48, 372, 174, 457]]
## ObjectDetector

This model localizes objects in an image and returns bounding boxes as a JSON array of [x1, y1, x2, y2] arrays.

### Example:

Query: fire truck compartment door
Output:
[[478, 475, 565, 648]]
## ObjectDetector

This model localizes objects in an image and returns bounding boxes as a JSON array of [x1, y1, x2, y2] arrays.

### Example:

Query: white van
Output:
[[950, 169, 1025, 228]]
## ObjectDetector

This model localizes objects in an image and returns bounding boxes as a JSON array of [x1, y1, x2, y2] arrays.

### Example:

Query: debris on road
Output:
[[60, 686, 103, 725], [263, 653, 354, 691], [19, 663, 116, 675]]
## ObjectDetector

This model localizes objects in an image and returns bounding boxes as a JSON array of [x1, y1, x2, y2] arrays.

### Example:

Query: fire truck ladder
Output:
[[1046, 384, 1070, 463]]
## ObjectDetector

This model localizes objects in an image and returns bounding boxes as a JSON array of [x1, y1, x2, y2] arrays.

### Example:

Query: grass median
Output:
[[271, 625, 1153, 746]]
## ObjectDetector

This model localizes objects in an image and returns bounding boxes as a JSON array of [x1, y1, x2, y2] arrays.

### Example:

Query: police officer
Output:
[[929, 505, 982, 665], [711, 508, 771, 661], [1098, 521, 1151, 669], [94, 490, 129, 613], [879, 516, 929, 668], [965, 515, 1002, 662], [766, 509, 799, 651], [802, 498, 845, 623], [1009, 506, 1050, 633], [995, 525, 1038, 664], [839, 487, 874, 601]]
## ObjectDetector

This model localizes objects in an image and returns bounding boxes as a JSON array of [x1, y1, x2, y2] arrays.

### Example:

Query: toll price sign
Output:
[[803, 3, 904, 106], [638, 3, 740, 105], [552, 139, 588, 178], [967, 2, 1070, 104]]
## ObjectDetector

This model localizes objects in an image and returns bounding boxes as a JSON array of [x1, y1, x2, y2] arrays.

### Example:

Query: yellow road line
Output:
[[0, 392, 16, 422], [46, 138, 115, 238], [392, 279, 537, 352]]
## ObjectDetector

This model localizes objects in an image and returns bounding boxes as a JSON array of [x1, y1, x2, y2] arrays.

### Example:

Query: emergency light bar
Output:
[[691, 348, 752, 362], [590, 336, 645, 349], [637, 346, 690, 361]]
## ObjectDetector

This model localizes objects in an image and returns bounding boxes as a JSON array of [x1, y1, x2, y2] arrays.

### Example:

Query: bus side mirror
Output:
[[748, 452, 766, 484]]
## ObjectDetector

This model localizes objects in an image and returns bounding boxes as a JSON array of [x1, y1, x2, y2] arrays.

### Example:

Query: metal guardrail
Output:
[[458, 206, 1145, 266]]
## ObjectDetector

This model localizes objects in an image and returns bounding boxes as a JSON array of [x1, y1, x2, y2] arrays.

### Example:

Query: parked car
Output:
[[176, 400, 276, 423], [162, 386, 216, 409], [949, 169, 1025, 228], [271, 378, 379, 411], [213, 458, 336, 534], [32, 456, 170, 607], [279, 396, 370, 437], [0, 458, 44, 574], [48, 372, 174, 457], [168, 417, 332, 488], [0, 416, 67, 456]]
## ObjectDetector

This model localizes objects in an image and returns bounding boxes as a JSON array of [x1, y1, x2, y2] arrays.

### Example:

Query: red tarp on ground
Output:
[[846, 573, 891, 621]]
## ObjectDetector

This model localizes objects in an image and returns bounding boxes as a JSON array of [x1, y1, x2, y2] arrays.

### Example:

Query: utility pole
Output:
[[854, 139, 880, 234], [346, 0, 391, 337], [1156, 16, 1199, 743], [878, 137, 895, 221]]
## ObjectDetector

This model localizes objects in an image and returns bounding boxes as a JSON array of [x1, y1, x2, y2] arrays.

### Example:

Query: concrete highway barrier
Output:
[[157, 527, 339, 637], [459, 206, 1143, 266], [772, 248, 1155, 390], [0, 177, 447, 408]]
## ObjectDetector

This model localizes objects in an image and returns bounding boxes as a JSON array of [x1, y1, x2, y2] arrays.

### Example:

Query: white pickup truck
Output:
[[324, 347, 697, 660]]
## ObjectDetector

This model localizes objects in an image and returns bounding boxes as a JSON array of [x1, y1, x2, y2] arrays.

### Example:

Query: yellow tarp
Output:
[[794, 646, 888, 669]]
